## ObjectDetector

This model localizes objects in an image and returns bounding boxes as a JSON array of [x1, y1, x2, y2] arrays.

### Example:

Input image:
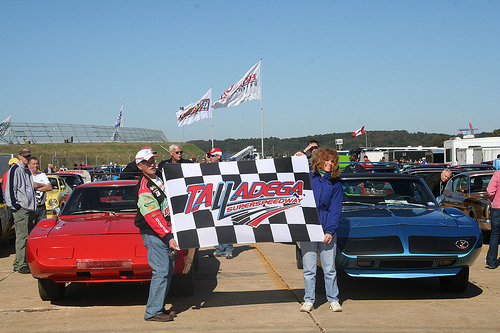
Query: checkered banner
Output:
[[163, 157, 324, 249]]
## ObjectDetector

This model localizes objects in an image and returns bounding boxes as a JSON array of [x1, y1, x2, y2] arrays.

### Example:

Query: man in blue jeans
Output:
[[486, 170, 500, 269], [134, 147, 180, 322], [207, 148, 234, 259]]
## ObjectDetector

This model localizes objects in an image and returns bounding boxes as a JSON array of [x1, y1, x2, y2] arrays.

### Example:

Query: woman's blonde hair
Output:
[[310, 147, 340, 178]]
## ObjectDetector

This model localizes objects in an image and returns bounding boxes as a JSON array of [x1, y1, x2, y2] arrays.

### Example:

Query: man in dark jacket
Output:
[[119, 160, 141, 179], [158, 144, 192, 171], [424, 169, 452, 198], [134, 147, 179, 322], [343, 156, 365, 173]]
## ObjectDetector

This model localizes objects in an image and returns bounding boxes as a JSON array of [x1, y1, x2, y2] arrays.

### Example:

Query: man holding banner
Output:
[[206, 148, 234, 259], [134, 147, 179, 322]]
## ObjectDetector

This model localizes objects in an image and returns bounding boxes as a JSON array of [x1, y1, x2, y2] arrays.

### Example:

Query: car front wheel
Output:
[[439, 267, 469, 292], [38, 279, 65, 301]]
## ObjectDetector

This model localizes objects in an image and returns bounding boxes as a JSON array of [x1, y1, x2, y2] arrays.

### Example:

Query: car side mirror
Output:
[[60, 185, 65, 190]]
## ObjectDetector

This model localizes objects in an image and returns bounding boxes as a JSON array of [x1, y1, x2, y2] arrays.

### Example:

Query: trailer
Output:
[[444, 136, 500, 165], [353, 147, 443, 163]]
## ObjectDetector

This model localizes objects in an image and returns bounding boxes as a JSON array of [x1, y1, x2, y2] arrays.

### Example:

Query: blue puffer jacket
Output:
[[310, 171, 342, 235]]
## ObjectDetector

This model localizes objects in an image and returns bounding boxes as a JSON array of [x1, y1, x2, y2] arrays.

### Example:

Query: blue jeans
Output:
[[486, 208, 500, 267], [141, 233, 175, 319], [301, 234, 339, 304], [214, 244, 233, 255], [35, 205, 47, 224]]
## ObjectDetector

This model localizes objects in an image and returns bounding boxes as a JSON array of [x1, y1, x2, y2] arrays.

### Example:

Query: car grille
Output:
[[339, 236, 403, 255], [378, 260, 433, 269], [409, 236, 477, 254]]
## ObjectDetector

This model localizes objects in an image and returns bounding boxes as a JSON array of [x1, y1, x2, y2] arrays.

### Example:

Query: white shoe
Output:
[[329, 301, 343, 312], [300, 302, 313, 312]]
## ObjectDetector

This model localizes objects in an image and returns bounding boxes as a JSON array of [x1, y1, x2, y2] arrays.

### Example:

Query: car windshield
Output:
[[470, 174, 493, 193], [59, 175, 78, 187], [48, 177, 60, 189], [61, 185, 137, 215], [341, 177, 435, 206]]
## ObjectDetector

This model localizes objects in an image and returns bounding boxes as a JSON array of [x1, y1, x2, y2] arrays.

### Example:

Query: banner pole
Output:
[[260, 59, 264, 158], [211, 86, 214, 150]]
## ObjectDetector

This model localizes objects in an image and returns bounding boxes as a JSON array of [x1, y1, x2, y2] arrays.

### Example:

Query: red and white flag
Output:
[[212, 60, 262, 109], [352, 126, 366, 138]]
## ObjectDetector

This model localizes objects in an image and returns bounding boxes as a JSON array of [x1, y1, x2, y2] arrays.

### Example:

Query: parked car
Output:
[[363, 163, 400, 173], [58, 169, 92, 183], [404, 167, 461, 181], [453, 164, 495, 172], [0, 202, 15, 242], [399, 163, 450, 173], [45, 175, 73, 218], [27, 180, 198, 301], [296, 173, 482, 292], [48, 172, 85, 189], [440, 170, 495, 240]]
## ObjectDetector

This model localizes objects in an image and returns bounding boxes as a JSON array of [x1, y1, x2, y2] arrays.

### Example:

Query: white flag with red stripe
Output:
[[212, 60, 262, 109], [352, 126, 366, 138]]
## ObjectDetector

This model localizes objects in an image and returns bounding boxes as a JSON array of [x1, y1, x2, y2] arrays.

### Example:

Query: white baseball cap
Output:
[[135, 147, 157, 164]]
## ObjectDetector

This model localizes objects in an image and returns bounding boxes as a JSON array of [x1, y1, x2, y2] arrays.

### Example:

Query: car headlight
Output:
[[47, 198, 58, 208]]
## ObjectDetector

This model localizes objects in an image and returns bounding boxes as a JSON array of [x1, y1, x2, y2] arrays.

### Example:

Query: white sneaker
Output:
[[300, 302, 313, 312], [329, 301, 343, 312]]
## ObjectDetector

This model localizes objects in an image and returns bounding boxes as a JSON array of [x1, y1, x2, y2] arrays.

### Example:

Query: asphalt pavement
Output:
[[0, 240, 499, 332]]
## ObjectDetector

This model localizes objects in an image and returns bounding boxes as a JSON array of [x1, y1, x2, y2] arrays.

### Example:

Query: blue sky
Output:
[[1, 1, 499, 143]]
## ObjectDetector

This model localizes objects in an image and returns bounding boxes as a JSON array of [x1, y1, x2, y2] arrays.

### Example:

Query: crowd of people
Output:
[[1, 142, 498, 323]]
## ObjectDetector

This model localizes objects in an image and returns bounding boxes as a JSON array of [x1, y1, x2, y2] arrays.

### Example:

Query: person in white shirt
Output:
[[28, 157, 52, 223]]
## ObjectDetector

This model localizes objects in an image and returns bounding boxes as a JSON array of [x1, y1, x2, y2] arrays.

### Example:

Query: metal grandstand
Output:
[[0, 123, 168, 144]]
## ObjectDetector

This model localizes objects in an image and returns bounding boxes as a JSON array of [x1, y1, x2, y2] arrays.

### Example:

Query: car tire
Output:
[[38, 278, 65, 301], [295, 243, 303, 269], [169, 267, 194, 297], [439, 267, 469, 292]]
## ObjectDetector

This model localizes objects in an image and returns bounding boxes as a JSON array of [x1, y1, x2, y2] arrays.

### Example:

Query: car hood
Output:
[[468, 192, 491, 203], [341, 206, 458, 227], [47, 214, 138, 237]]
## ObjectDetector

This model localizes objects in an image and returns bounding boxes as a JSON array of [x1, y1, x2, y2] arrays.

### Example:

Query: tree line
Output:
[[188, 129, 500, 158]]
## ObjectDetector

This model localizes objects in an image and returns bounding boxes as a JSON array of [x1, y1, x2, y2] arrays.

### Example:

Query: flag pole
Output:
[[365, 131, 368, 148], [260, 59, 264, 158], [211, 86, 214, 150]]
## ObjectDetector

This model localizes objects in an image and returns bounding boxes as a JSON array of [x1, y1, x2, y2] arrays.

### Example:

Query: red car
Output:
[[27, 180, 197, 301]]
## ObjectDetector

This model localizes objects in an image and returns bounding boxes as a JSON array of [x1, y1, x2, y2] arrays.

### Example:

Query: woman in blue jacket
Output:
[[300, 147, 343, 313]]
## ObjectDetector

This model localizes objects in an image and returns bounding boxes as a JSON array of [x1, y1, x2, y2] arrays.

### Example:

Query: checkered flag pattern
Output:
[[163, 156, 324, 249]]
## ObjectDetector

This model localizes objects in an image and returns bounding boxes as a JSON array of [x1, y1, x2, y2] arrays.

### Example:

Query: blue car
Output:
[[338, 173, 482, 292]]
